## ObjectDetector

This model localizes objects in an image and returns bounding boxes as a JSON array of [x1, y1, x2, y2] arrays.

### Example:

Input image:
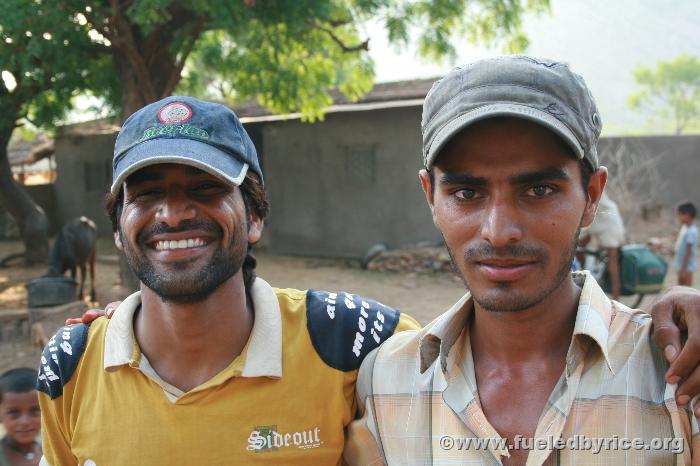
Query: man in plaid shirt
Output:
[[346, 56, 699, 465]]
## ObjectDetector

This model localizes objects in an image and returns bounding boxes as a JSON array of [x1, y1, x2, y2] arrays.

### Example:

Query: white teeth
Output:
[[155, 238, 206, 251]]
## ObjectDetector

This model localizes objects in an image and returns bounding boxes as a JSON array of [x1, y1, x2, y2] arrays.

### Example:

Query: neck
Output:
[[470, 276, 581, 364], [4, 436, 35, 451], [135, 272, 254, 392]]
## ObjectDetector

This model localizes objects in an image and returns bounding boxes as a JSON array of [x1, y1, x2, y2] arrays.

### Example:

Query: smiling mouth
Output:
[[153, 238, 209, 251]]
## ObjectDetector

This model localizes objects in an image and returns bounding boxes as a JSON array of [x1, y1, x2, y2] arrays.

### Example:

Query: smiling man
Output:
[[36, 97, 418, 465], [345, 57, 700, 465]]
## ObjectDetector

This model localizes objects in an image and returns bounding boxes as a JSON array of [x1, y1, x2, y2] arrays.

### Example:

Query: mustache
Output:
[[137, 219, 222, 244], [464, 243, 547, 262]]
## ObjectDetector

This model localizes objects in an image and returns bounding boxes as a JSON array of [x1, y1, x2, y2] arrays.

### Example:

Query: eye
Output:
[[454, 189, 478, 201], [526, 184, 554, 197]]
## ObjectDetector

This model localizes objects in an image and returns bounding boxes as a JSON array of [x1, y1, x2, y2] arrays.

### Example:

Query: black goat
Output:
[[46, 217, 97, 302]]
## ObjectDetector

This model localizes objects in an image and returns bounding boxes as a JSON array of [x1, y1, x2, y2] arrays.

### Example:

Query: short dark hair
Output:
[[677, 201, 697, 219], [0, 368, 37, 403], [105, 172, 269, 292]]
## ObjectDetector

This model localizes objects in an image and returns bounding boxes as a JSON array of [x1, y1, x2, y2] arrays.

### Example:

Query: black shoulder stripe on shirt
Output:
[[306, 289, 400, 371], [36, 323, 90, 400]]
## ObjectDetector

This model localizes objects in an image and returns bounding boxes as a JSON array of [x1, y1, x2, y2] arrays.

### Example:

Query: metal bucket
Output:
[[26, 276, 78, 307]]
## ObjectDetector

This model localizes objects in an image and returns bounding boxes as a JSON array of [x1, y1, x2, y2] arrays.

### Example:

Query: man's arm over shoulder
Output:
[[306, 289, 419, 372], [37, 323, 91, 466]]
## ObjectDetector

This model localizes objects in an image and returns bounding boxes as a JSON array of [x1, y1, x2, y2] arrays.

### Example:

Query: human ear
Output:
[[418, 169, 437, 223], [581, 166, 608, 228], [247, 211, 263, 245], [114, 231, 124, 251]]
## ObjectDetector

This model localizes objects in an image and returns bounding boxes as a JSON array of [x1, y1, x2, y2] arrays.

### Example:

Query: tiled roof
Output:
[[7, 134, 54, 166], [234, 78, 436, 118]]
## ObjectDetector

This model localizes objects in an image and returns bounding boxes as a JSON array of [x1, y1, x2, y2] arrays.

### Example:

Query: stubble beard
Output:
[[446, 227, 581, 313], [121, 219, 248, 304]]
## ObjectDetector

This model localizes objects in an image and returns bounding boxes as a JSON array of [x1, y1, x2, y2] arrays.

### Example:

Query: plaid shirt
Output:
[[345, 272, 699, 465]]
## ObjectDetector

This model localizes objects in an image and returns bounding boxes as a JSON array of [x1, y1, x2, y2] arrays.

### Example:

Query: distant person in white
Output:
[[579, 191, 626, 299]]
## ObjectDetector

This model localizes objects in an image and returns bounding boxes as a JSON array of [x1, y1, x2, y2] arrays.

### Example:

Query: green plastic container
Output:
[[603, 244, 668, 295]]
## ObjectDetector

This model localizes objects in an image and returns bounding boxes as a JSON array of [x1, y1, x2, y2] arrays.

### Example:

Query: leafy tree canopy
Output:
[[0, 1, 117, 135], [628, 54, 700, 135], [3, 0, 549, 122], [178, 0, 550, 121]]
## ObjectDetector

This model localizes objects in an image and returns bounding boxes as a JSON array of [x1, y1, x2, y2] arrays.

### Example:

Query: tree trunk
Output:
[[109, 4, 202, 119], [116, 51, 185, 119], [0, 126, 49, 265], [115, 51, 160, 120]]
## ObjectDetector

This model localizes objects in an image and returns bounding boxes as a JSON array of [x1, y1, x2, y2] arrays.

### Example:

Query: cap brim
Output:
[[426, 103, 585, 168], [111, 138, 248, 194]]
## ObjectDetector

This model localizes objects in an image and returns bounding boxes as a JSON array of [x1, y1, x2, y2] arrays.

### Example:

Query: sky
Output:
[[364, 0, 700, 135]]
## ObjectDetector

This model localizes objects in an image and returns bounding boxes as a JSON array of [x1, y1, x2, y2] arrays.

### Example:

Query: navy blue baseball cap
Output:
[[111, 96, 263, 194]]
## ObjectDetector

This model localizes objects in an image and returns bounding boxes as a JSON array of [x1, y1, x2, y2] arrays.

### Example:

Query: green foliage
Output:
[[3, 0, 549, 126], [628, 54, 700, 134], [177, 0, 549, 120], [0, 0, 118, 135], [362, 0, 549, 63], [178, 20, 375, 122]]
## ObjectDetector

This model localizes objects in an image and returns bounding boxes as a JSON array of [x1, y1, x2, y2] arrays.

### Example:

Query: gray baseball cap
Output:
[[422, 56, 602, 170], [112, 96, 263, 195]]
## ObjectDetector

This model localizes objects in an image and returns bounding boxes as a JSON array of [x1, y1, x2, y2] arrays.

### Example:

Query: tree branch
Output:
[[108, 0, 158, 102], [306, 19, 369, 52], [327, 18, 351, 27], [163, 25, 203, 97]]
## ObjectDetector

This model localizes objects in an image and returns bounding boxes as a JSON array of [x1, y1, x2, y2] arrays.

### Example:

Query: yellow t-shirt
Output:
[[37, 278, 419, 465]]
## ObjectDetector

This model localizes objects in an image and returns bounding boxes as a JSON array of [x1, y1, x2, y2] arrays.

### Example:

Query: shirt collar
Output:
[[103, 277, 283, 378], [418, 271, 614, 375]]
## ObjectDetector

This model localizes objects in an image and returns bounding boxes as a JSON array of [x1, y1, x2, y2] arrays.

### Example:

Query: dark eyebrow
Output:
[[126, 165, 211, 187], [184, 165, 208, 176], [125, 169, 162, 186], [439, 173, 488, 187], [511, 167, 571, 185]]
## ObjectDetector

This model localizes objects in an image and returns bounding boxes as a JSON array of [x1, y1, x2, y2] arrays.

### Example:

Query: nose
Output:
[[479, 198, 523, 248], [154, 188, 196, 227]]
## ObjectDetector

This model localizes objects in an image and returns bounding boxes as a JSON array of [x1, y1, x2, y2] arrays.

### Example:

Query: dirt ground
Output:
[[0, 238, 695, 375]]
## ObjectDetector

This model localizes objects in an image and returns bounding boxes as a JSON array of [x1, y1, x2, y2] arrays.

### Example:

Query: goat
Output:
[[46, 216, 98, 302]]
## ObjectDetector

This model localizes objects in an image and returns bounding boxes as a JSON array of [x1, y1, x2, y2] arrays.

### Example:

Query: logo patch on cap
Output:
[[158, 102, 193, 124]]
